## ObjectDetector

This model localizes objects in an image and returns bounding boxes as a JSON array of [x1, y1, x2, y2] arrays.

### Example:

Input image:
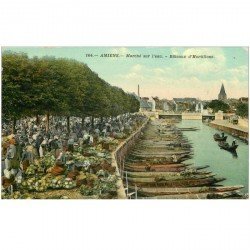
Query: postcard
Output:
[[1, 47, 248, 199]]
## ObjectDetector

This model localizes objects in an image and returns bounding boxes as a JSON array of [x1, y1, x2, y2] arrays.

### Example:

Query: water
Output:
[[178, 120, 249, 194]]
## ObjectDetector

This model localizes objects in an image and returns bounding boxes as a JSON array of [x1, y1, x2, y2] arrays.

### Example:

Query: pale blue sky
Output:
[[2, 47, 248, 100]]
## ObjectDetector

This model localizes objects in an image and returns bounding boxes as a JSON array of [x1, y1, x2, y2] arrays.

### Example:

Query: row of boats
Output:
[[122, 119, 244, 199]]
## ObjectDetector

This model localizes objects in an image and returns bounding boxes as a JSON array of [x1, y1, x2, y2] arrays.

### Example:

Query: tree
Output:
[[207, 100, 230, 113], [236, 103, 248, 118], [30, 57, 72, 131], [2, 52, 34, 132], [2, 51, 141, 132]]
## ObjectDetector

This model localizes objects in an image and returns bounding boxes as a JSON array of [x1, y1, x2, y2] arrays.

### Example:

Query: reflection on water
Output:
[[178, 120, 249, 194], [231, 151, 238, 159]]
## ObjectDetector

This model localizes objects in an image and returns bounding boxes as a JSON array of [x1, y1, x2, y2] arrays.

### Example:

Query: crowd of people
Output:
[[1, 113, 147, 193]]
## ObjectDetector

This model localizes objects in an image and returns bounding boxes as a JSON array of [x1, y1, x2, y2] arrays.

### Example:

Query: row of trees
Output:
[[2, 52, 140, 132], [206, 100, 230, 113], [205, 100, 248, 118]]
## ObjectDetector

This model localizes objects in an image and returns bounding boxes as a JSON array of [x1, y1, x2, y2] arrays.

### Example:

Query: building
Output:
[[137, 85, 156, 112], [239, 97, 248, 103], [195, 102, 204, 113], [173, 98, 197, 112], [218, 84, 227, 100], [140, 97, 156, 111], [173, 98, 197, 103], [140, 97, 152, 111], [162, 99, 170, 111]]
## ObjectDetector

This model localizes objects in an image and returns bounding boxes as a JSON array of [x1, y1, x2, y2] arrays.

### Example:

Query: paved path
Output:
[[210, 120, 248, 133]]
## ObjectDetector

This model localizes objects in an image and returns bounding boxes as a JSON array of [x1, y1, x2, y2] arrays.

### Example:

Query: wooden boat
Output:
[[141, 136, 188, 142], [126, 170, 212, 178], [126, 158, 189, 164], [128, 185, 244, 196], [139, 191, 242, 199], [139, 139, 190, 144], [136, 145, 193, 151], [137, 144, 192, 150], [213, 133, 227, 141], [178, 127, 200, 131], [195, 165, 210, 170], [127, 173, 215, 182], [130, 150, 192, 156], [124, 163, 188, 172], [124, 165, 209, 173], [128, 154, 192, 162], [125, 162, 188, 168], [126, 176, 226, 187], [218, 141, 238, 152]]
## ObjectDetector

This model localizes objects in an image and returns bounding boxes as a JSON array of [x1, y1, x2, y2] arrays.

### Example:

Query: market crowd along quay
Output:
[[2, 114, 147, 199]]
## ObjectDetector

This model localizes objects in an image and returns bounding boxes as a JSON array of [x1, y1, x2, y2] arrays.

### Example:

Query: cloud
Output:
[[109, 48, 248, 100], [227, 65, 248, 79], [180, 48, 226, 75], [131, 64, 143, 72], [153, 67, 166, 76]]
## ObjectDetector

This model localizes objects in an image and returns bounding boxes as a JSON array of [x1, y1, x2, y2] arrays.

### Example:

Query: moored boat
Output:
[[126, 170, 212, 178], [128, 185, 244, 196], [125, 164, 209, 172], [178, 127, 200, 131], [124, 163, 188, 172], [213, 133, 227, 141], [139, 191, 242, 199], [126, 176, 225, 187]]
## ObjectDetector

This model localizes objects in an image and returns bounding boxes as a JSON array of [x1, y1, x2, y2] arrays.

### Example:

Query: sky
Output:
[[2, 46, 248, 100]]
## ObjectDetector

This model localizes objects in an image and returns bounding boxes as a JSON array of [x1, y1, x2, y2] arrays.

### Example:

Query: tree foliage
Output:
[[236, 103, 248, 118], [207, 100, 230, 113], [2, 52, 140, 125]]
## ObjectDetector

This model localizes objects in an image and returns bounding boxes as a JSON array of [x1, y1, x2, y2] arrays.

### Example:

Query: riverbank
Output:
[[180, 120, 248, 194], [209, 120, 248, 143], [112, 118, 149, 199]]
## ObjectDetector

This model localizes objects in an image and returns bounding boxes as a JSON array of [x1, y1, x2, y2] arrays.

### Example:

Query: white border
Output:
[[1, 1, 250, 250]]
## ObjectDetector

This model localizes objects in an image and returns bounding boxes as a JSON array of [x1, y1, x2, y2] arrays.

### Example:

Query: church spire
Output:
[[218, 83, 227, 100]]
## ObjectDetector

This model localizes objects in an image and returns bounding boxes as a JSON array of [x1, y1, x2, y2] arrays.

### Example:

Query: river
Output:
[[178, 120, 249, 194]]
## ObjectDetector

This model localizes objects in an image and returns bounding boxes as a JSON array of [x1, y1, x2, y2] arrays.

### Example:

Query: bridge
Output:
[[157, 112, 215, 120]]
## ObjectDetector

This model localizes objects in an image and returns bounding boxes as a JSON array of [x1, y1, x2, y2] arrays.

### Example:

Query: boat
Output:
[[218, 141, 238, 152], [125, 162, 188, 168], [126, 170, 212, 178], [195, 165, 210, 170], [129, 151, 192, 156], [126, 176, 226, 187], [124, 165, 187, 172], [130, 150, 192, 156], [139, 191, 242, 199], [124, 163, 189, 172], [178, 127, 200, 131], [213, 133, 227, 141], [124, 165, 209, 173], [127, 155, 191, 164], [128, 185, 244, 196]]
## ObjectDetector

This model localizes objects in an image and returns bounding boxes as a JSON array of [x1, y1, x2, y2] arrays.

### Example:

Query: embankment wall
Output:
[[111, 119, 149, 199], [209, 121, 248, 138]]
